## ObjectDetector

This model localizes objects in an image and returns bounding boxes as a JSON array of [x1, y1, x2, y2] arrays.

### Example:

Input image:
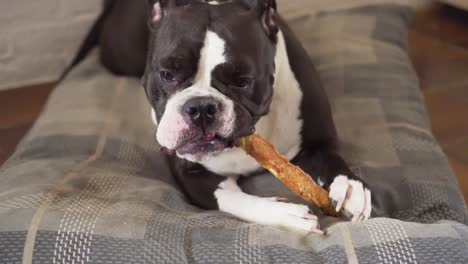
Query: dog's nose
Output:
[[182, 97, 219, 130]]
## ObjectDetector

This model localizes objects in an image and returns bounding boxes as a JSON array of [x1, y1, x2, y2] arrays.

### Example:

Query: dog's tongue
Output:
[[205, 133, 216, 141]]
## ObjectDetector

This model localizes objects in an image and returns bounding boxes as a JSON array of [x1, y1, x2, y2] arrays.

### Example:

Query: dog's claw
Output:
[[303, 214, 318, 220], [335, 198, 345, 213], [267, 197, 288, 202], [310, 228, 324, 235]]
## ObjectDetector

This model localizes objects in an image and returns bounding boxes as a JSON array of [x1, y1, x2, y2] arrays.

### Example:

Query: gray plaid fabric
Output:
[[1, 4, 468, 264]]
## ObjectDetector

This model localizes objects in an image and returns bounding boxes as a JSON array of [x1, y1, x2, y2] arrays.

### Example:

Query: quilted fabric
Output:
[[1, 4, 468, 264]]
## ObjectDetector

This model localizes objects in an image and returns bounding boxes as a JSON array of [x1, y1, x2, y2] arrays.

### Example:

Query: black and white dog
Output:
[[100, 0, 372, 232]]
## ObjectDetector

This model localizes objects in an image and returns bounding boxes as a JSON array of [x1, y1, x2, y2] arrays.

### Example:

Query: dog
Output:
[[99, 0, 372, 232]]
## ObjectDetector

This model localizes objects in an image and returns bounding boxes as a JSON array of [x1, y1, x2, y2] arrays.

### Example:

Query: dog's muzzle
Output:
[[155, 86, 237, 157]]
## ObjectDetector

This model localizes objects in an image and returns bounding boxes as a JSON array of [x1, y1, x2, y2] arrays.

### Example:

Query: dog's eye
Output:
[[235, 77, 253, 88], [160, 71, 176, 82]]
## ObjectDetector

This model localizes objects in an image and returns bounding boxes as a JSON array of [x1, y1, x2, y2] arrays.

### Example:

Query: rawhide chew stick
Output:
[[238, 134, 338, 216]]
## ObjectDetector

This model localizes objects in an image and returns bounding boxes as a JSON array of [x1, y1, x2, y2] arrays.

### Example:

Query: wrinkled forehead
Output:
[[153, 1, 259, 58]]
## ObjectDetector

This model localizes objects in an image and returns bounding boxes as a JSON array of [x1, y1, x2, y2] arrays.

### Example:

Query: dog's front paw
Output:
[[254, 199, 322, 234], [215, 188, 322, 234], [329, 175, 371, 221]]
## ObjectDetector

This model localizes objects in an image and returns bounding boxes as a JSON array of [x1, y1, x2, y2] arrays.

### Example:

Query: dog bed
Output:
[[1, 4, 468, 263]]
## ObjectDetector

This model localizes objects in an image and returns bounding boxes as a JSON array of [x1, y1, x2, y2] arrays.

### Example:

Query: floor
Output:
[[1, 3, 468, 201], [0, 82, 56, 164], [409, 4, 468, 201]]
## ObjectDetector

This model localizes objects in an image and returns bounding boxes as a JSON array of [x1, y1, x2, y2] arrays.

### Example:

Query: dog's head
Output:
[[143, 0, 278, 161]]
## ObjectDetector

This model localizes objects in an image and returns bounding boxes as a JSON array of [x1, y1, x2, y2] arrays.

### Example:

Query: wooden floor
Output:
[[409, 4, 468, 201], [0, 82, 55, 164], [1, 4, 467, 201]]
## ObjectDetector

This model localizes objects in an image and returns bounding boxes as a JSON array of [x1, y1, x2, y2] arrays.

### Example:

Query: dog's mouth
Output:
[[161, 134, 236, 156]]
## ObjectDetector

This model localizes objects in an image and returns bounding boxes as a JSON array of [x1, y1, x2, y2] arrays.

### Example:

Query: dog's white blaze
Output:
[[200, 30, 303, 175], [194, 31, 227, 87], [155, 30, 236, 152]]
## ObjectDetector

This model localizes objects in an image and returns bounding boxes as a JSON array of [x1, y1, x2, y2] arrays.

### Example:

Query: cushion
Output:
[[0, 0, 102, 90], [1, 3, 468, 263]]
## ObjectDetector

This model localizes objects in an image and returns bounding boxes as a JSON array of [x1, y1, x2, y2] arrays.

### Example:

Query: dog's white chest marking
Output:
[[200, 30, 304, 176]]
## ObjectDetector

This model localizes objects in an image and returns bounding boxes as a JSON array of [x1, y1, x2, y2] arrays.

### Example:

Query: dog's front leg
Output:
[[294, 148, 372, 221], [169, 157, 320, 233], [215, 177, 322, 234]]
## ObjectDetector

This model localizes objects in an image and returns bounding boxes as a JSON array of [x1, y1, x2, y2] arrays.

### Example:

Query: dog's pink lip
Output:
[[160, 147, 176, 155], [168, 134, 236, 156]]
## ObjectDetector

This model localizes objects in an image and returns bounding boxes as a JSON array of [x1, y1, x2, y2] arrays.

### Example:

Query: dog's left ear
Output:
[[244, 0, 278, 40], [147, 0, 191, 23], [261, 0, 278, 39]]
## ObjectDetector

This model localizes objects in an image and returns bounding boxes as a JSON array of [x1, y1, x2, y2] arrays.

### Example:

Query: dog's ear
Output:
[[238, 0, 278, 40], [258, 0, 278, 40], [147, 0, 191, 23]]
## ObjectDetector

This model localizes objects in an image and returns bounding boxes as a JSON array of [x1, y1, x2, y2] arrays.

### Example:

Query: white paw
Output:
[[329, 175, 372, 222], [256, 199, 321, 234], [215, 189, 321, 234]]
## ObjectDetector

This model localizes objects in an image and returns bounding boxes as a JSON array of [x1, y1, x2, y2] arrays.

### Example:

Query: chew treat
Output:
[[238, 134, 337, 216]]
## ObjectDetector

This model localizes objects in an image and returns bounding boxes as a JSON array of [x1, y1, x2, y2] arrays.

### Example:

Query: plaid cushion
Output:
[[1, 4, 468, 264]]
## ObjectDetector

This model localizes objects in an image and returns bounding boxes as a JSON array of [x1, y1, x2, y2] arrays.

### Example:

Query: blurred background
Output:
[[1, 0, 467, 201]]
